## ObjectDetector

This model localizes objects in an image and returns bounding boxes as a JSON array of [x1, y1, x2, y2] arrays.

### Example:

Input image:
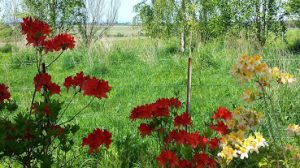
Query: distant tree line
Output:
[[134, 0, 298, 51]]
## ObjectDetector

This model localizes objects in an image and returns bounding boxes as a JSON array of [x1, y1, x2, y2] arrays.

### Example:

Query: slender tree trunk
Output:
[[180, 0, 186, 53], [256, 0, 263, 47], [181, 31, 186, 52]]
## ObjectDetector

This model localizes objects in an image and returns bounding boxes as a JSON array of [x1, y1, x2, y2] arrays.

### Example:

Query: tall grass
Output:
[[0, 30, 299, 167]]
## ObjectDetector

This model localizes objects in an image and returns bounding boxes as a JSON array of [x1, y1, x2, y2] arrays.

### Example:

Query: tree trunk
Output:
[[181, 31, 186, 53]]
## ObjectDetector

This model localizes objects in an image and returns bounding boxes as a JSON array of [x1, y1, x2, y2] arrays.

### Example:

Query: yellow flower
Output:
[[226, 119, 236, 129], [218, 145, 238, 164], [241, 89, 257, 103], [279, 73, 296, 84], [244, 135, 259, 153], [287, 124, 300, 136], [254, 132, 268, 148], [271, 67, 281, 79], [236, 145, 249, 159], [254, 63, 268, 74]]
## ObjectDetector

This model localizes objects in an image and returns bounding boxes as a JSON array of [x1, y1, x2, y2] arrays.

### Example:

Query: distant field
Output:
[[105, 25, 142, 37]]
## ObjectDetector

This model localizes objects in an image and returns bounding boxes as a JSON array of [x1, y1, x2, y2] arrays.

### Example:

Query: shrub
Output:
[[0, 44, 12, 53]]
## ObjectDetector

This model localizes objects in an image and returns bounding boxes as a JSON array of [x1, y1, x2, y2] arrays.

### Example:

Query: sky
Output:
[[118, 0, 141, 23]]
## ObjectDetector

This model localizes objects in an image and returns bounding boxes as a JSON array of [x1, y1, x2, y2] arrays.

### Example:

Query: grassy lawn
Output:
[[0, 28, 300, 166]]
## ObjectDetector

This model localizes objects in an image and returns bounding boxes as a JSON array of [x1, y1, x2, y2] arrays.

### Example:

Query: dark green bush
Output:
[[0, 44, 12, 53], [10, 50, 35, 69], [288, 39, 300, 53]]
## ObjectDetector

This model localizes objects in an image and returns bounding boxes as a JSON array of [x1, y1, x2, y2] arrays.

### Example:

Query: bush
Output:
[[115, 33, 125, 37], [288, 39, 300, 53], [0, 24, 13, 40], [0, 44, 12, 53], [10, 49, 35, 69]]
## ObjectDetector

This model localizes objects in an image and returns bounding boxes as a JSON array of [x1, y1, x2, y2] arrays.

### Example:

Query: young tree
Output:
[[254, 0, 286, 47], [78, 0, 120, 47]]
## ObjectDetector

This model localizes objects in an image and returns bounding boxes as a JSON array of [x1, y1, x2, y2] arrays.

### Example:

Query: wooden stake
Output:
[[186, 57, 192, 114]]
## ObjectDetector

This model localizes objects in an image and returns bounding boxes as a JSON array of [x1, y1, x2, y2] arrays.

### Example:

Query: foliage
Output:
[[134, 0, 287, 49], [287, 0, 300, 27], [23, 0, 84, 35]]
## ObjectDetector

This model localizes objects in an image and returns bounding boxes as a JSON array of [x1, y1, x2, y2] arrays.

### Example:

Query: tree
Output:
[[23, 0, 84, 35], [135, 0, 287, 49], [78, 0, 120, 47], [287, 0, 300, 27], [0, 0, 23, 25]]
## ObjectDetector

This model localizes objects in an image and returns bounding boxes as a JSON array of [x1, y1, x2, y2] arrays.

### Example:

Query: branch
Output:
[[58, 97, 95, 125], [58, 91, 79, 120], [46, 51, 64, 68]]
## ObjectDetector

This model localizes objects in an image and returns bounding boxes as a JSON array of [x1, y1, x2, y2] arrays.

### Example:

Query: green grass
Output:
[[0, 29, 300, 167]]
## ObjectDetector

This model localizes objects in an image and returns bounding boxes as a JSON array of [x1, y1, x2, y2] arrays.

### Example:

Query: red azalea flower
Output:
[[178, 159, 193, 168], [174, 112, 192, 127], [199, 135, 209, 148], [45, 33, 75, 52], [212, 107, 232, 121], [82, 128, 112, 154], [130, 98, 181, 120], [193, 153, 217, 168], [156, 150, 178, 168], [81, 77, 111, 99], [0, 83, 11, 102], [138, 123, 153, 137], [34, 73, 61, 95], [210, 121, 228, 135], [21, 17, 51, 47], [64, 71, 89, 91], [52, 125, 65, 137], [130, 104, 153, 120], [155, 97, 182, 109], [208, 138, 219, 150], [164, 130, 200, 149], [169, 97, 182, 109]]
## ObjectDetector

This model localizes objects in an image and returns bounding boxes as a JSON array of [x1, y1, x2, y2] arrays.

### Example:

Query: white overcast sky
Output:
[[118, 0, 140, 22]]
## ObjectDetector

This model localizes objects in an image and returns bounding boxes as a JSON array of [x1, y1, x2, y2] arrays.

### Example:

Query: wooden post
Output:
[[186, 57, 192, 114]]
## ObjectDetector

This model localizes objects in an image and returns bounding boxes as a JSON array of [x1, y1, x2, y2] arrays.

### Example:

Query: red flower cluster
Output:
[[21, 17, 51, 47], [157, 150, 179, 168], [212, 107, 232, 121], [131, 100, 225, 167], [34, 73, 61, 95], [174, 112, 192, 127], [164, 130, 202, 149], [209, 107, 232, 135], [210, 121, 228, 135], [193, 153, 217, 168], [130, 98, 182, 120], [138, 123, 153, 137], [164, 130, 219, 150], [156, 150, 217, 168], [208, 138, 219, 150], [0, 83, 11, 102], [82, 128, 112, 154], [21, 17, 75, 52], [64, 71, 111, 99], [44, 33, 75, 52]]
